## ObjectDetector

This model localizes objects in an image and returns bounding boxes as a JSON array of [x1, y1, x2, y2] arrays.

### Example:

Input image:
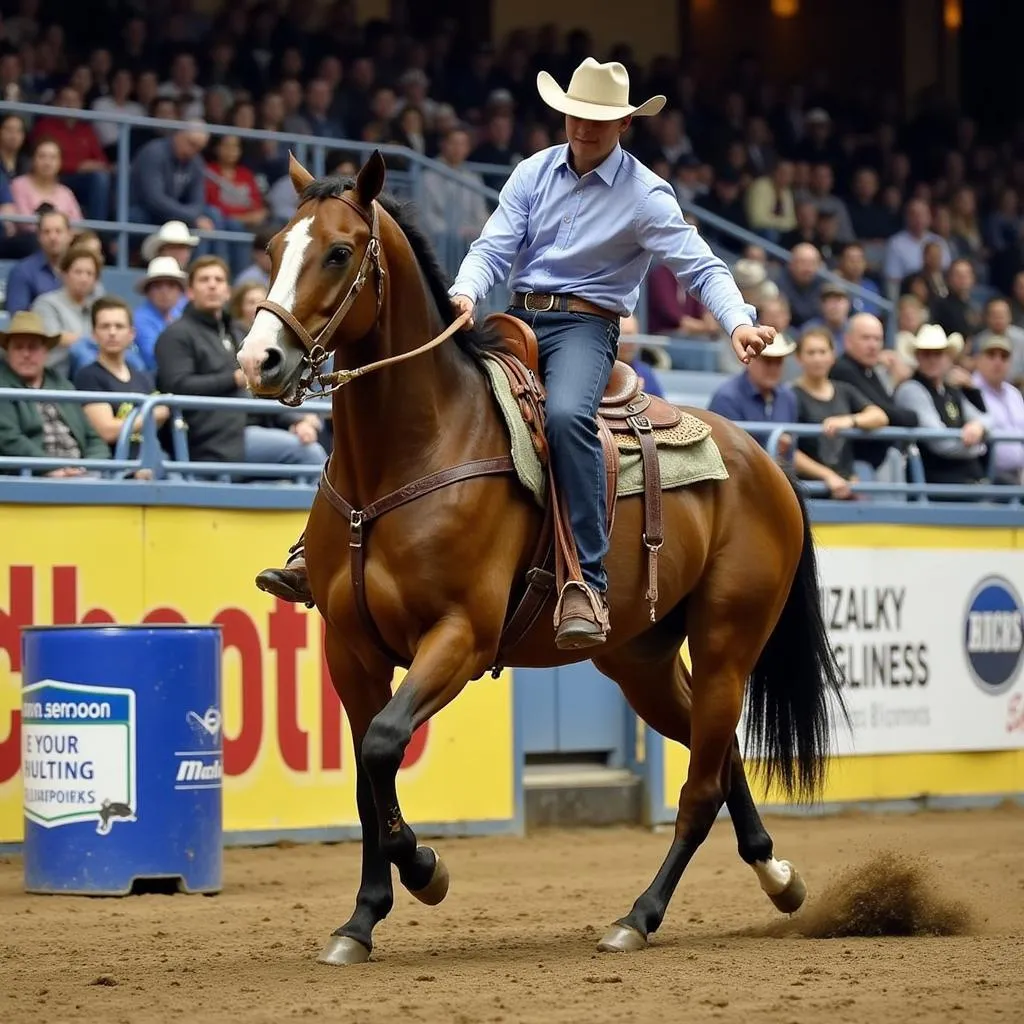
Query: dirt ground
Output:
[[1, 807, 1022, 1024]]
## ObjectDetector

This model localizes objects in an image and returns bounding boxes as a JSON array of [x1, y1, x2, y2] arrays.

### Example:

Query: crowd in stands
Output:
[[0, 1, 1021, 494]]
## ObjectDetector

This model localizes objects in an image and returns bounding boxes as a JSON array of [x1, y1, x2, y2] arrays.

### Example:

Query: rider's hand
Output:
[[451, 294, 475, 329], [731, 324, 776, 364]]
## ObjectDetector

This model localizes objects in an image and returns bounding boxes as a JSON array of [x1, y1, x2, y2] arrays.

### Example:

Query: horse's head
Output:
[[237, 151, 387, 401]]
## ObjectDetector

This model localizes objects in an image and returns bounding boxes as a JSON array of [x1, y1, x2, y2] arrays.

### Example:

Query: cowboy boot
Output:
[[255, 534, 313, 607], [553, 581, 610, 650]]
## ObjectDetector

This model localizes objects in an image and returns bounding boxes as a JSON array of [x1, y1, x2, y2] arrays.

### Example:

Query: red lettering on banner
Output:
[[319, 620, 343, 771], [216, 607, 263, 776], [52, 566, 115, 626], [269, 599, 309, 772], [143, 607, 188, 624], [0, 566, 32, 783], [1008, 695, 1024, 734]]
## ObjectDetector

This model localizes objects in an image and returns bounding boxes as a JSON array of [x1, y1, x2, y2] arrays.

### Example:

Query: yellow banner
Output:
[[0, 506, 516, 845]]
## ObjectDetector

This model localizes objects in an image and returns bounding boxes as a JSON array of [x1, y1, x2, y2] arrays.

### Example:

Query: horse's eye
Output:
[[325, 246, 352, 267]]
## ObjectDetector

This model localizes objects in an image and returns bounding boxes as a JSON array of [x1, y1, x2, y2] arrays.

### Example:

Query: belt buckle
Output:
[[524, 291, 556, 313]]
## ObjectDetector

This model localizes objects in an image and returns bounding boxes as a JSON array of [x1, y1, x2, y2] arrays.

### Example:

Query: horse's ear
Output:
[[355, 150, 386, 207], [289, 152, 314, 196]]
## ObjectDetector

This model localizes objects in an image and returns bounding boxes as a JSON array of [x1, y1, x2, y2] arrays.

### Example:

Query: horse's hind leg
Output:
[[593, 647, 803, 951]]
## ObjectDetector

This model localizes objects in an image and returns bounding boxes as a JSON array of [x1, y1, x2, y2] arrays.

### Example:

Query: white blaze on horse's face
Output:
[[237, 215, 313, 390]]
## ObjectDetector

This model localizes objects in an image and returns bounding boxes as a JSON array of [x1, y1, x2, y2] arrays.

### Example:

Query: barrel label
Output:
[[21, 680, 137, 834]]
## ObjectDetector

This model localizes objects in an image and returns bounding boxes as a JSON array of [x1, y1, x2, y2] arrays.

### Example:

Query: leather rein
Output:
[[253, 193, 469, 406]]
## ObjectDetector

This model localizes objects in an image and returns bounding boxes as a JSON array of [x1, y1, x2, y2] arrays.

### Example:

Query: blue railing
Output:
[[1, 388, 1021, 505]]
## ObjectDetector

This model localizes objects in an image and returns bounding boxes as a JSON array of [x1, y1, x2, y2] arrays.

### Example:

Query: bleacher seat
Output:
[[661, 369, 732, 409]]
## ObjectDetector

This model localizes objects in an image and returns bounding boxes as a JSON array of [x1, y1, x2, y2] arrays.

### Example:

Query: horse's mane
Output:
[[300, 175, 504, 360]]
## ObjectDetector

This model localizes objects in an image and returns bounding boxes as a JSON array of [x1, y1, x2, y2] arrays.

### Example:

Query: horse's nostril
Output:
[[262, 347, 284, 378]]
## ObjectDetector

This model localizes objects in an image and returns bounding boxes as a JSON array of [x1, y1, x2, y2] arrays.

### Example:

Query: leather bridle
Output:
[[254, 192, 467, 406]]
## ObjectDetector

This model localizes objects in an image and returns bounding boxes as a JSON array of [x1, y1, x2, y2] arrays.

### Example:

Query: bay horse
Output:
[[236, 151, 847, 965]]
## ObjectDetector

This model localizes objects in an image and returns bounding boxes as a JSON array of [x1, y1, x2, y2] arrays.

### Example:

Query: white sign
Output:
[[813, 547, 1024, 756], [21, 680, 137, 833]]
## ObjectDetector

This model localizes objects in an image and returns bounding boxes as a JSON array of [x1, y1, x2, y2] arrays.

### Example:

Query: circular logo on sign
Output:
[[963, 576, 1024, 695]]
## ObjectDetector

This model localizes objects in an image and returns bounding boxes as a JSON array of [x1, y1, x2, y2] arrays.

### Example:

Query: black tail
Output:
[[744, 472, 849, 801]]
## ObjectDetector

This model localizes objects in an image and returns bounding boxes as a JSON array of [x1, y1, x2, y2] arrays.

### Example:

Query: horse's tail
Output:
[[744, 470, 848, 802]]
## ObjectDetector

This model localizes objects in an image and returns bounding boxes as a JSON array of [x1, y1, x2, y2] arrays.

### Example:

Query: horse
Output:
[[235, 150, 847, 965]]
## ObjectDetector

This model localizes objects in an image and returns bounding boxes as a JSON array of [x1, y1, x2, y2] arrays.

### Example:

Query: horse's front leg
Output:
[[318, 632, 396, 966], [361, 616, 482, 903]]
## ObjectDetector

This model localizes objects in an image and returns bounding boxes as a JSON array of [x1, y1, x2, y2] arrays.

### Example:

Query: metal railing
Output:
[[1, 388, 1021, 504]]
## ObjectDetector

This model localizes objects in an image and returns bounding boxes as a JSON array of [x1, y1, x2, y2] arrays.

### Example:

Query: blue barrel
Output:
[[20, 625, 222, 896]]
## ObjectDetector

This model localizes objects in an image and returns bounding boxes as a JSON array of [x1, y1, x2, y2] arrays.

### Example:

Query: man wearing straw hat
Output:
[[0, 311, 109, 473], [446, 58, 775, 647]]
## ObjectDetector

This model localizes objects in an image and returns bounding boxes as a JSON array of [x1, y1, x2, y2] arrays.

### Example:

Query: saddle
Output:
[[484, 312, 682, 662]]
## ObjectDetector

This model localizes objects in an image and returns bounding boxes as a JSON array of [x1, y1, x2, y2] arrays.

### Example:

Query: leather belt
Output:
[[511, 291, 620, 323]]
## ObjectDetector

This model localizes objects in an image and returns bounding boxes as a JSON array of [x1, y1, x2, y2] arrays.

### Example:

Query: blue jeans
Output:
[[509, 309, 620, 592], [244, 426, 327, 483]]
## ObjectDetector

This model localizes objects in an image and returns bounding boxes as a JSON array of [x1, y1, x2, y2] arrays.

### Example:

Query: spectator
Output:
[[780, 198, 819, 252], [4, 207, 71, 313], [0, 162, 35, 260], [158, 52, 205, 119], [883, 198, 952, 287], [140, 219, 200, 268], [948, 185, 986, 274], [835, 243, 884, 316], [233, 225, 274, 288], [971, 335, 1024, 486], [931, 258, 982, 341], [154, 255, 327, 476], [469, 113, 522, 190], [645, 260, 719, 337], [708, 335, 798, 447], [0, 310, 109, 475], [618, 315, 664, 399], [790, 325, 888, 499], [420, 127, 489, 263], [131, 256, 188, 373], [73, 296, 168, 460], [1010, 271, 1024, 330], [30, 245, 101, 374], [204, 133, 267, 274], [302, 78, 344, 138], [895, 324, 991, 491], [10, 138, 83, 228], [129, 125, 218, 254], [798, 163, 854, 243], [700, 166, 749, 246], [28, 84, 110, 221], [972, 298, 1024, 385], [91, 68, 145, 160], [896, 293, 928, 337], [229, 281, 268, 335], [905, 241, 950, 307], [803, 282, 851, 351], [846, 167, 897, 243], [0, 114, 30, 182], [744, 159, 796, 240], [831, 312, 917, 477], [778, 243, 823, 327]]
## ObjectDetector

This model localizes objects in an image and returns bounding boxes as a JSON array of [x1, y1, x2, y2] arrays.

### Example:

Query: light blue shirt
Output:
[[449, 144, 755, 335], [133, 294, 187, 373]]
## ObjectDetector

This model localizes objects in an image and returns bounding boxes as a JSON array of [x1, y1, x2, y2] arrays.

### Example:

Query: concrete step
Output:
[[524, 763, 643, 829]]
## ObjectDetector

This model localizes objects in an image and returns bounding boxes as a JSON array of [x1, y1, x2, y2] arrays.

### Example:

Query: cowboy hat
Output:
[[537, 58, 666, 121], [141, 220, 200, 263], [135, 255, 188, 292], [897, 322, 964, 364], [0, 310, 61, 349], [760, 333, 797, 359]]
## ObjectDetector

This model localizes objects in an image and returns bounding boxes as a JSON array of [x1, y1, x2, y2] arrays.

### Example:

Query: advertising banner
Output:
[[657, 525, 1024, 818], [0, 506, 517, 846]]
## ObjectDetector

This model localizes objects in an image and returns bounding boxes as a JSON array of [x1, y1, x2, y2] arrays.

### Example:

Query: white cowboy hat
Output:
[[897, 323, 964, 364], [141, 220, 200, 263], [537, 58, 666, 122], [760, 333, 796, 358], [135, 255, 188, 292]]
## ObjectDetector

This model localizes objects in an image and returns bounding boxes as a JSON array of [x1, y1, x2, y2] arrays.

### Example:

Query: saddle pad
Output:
[[480, 354, 729, 506]]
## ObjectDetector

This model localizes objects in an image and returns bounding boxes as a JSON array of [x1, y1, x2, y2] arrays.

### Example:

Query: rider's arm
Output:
[[636, 184, 755, 339], [448, 161, 531, 306]]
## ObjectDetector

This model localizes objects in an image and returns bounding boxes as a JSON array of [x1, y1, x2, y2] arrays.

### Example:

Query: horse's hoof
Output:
[[597, 923, 648, 953], [317, 935, 371, 966], [768, 865, 807, 915], [409, 847, 450, 906]]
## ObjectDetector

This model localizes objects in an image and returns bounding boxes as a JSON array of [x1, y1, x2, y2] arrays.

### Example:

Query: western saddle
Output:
[[484, 313, 683, 667]]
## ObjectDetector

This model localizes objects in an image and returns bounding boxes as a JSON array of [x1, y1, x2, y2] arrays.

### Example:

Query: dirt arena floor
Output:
[[2, 806, 1022, 1024]]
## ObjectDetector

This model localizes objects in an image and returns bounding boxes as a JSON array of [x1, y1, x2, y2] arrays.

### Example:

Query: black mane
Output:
[[300, 175, 503, 359]]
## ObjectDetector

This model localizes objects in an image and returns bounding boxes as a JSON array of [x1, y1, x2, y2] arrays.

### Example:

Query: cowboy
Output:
[[0, 310, 110, 474], [254, 58, 773, 648]]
